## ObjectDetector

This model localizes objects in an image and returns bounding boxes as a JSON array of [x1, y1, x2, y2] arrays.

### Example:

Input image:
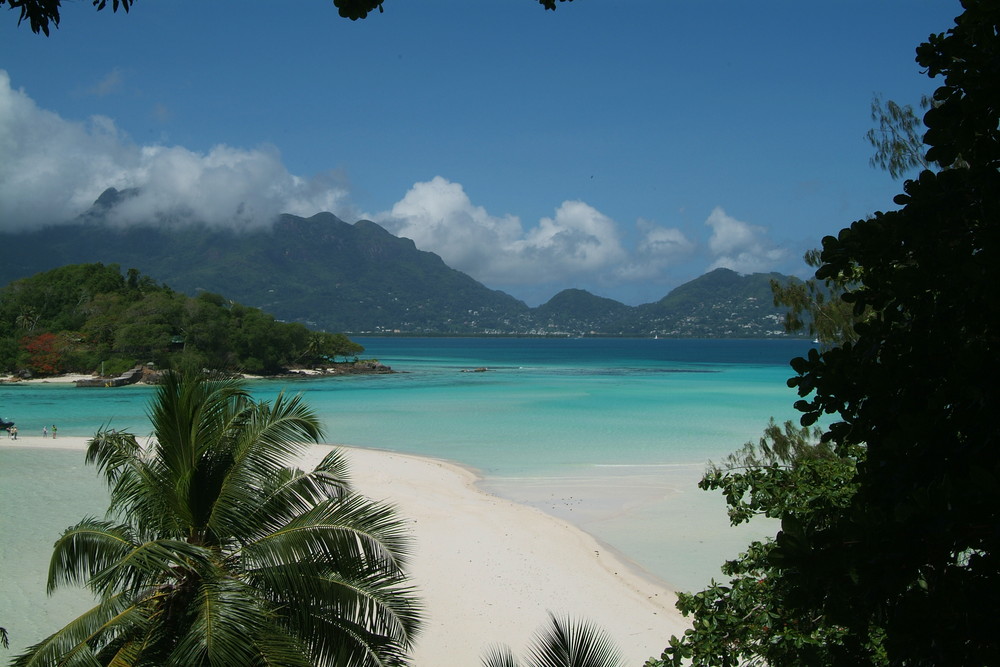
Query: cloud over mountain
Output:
[[1, 70, 798, 304], [705, 206, 788, 274], [0, 71, 350, 231], [373, 177, 633, 287]]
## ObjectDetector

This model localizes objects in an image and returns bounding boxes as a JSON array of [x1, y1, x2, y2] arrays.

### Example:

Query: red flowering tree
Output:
[[20, 332, 63, 375]]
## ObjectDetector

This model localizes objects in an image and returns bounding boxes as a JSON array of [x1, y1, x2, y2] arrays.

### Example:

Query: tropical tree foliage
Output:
[[1, 0, 131, 35], [483, 614, 624, 667], [5, 0, 573, 33], [0, 263, 365, 376], [653, 1, 1000, 664], [770, 249, 863, 349], [332, 0, 571, 20], [773, 87, 935, 349], [12, 372, 421, 666], [648, 422, 866, 666], [775, 3, 1000, 662], [865, 93, 931, 179]]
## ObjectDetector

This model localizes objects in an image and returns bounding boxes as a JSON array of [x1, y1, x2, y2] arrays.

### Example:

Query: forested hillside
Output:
[[0, 263, 363, 377], [0, 191, 799, 336]]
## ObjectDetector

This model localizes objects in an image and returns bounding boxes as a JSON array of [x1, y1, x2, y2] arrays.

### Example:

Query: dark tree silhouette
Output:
[[4, 0, 573, 34]]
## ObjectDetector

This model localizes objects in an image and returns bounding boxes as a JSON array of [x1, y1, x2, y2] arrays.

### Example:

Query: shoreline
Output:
[[1, 436, 689, 664]]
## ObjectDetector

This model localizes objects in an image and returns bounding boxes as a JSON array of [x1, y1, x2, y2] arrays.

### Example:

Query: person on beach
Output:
[[51, 424, 57, 439], [11, 425, 17, 440], [42, 426, 47, 438]]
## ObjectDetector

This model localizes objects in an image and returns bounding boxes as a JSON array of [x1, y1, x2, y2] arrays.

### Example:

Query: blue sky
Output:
[[1, 0, 959, 305]]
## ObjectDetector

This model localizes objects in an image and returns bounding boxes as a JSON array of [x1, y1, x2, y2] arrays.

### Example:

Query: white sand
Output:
[[2, 436, 688, 664], [1, 373, 96, 384]]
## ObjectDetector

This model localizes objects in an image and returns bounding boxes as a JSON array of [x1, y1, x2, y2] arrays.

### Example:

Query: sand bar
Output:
[[2, 436, 688, 665]]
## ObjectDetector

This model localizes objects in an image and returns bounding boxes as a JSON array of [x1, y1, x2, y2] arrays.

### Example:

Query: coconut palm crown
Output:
[[482, 613, 625, 667], [13, 371, 421, 667]]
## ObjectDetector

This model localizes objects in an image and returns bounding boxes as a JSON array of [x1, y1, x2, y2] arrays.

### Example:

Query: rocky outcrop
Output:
[[75, 366, 145, 388]]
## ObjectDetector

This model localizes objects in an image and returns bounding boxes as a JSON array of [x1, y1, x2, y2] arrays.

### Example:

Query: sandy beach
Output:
[[1, 435, 689, 665]]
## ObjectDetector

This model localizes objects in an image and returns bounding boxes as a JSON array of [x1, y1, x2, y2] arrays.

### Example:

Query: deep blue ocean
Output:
[[1, 337, 814, 654]]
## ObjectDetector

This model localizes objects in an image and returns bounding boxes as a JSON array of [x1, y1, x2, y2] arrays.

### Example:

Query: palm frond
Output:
[[86, 538, 216, 597], [169, 576, 311, 667], [482, 645, 522, 667], [10, 593, 151, 667], [525, 614, 625, 667], [149, 374, 245, 483], [85, 429, 180, 537], [227, 391, 323, 480], [85, 428, 143, 489], [47, 519, 138, 594], [285, 605, 417, 667], [241, 494, 413, 572], [485, 614, 625, 667], [145, 372, 250, 533], [255, 557, 421, 650], [207, 394, 327, 539], [217, 454, 353, 544], [21, 371, 422, 667]]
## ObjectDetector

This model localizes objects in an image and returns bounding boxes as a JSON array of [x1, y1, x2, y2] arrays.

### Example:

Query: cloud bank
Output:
[[1, 69, 794, 304], [373, 177, 637, 287], [704, 207, 788, 274], [0, 70, 350, 231]]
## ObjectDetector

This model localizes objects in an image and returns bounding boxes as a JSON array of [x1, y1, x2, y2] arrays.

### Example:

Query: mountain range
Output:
[[0, 188, 801, 337]]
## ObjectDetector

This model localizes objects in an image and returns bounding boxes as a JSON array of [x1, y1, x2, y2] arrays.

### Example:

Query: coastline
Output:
[[0, 436, 689, 665], [1, 373, 96, 385]]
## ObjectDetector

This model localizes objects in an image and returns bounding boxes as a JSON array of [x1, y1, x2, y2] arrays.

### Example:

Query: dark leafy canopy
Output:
[[654, 1, 1000, 665], [781, 2, 1000, 663], [322, 0, 576, 21], [12, 371, 421, 666], [776, 90, 935, 348], [5, 0, 573, 33], [650, 421, 866, 667], [770, 248, 864, 349], [0, 263, 365, 376], [1, 0, 130, 35]]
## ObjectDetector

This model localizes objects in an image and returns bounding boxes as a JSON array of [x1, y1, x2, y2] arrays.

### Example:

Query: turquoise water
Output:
[[1, 337, 812, 655], [2, 338, 808, 472]]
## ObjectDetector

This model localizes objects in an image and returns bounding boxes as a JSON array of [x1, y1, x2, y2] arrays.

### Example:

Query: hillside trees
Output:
[[654, 1, 1000, 664], [0, 263, 364, 376]]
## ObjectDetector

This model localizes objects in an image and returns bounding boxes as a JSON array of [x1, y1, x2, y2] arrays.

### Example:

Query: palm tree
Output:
[[13, 372, 421, 666], [482, 613, 624, 667]]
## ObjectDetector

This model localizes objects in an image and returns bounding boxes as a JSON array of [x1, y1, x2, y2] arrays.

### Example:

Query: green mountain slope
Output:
[[634, 268, 790, 336], [2, 190, 532, 333], [533, 289, 636, 334], [0, 190, 799, 337]]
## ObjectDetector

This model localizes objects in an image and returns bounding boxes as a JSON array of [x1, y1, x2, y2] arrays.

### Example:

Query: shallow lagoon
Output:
[[1, 337, 812, 653]]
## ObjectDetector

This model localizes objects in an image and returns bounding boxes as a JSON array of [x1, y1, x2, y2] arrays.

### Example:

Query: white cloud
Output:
[[0, 70, 350, 231], [614, 218, 695, 281], [704, 206, 786, 273], [374, 177, 630, 287], [0, 69, 802, 304]]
